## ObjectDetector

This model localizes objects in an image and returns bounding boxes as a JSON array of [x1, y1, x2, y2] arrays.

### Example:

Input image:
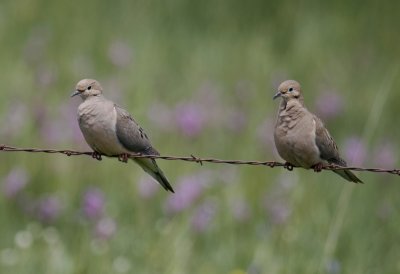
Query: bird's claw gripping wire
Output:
[[91, 151, 102, 161], [118, 153, 129, 163], [284, 162, 294, 171], [312, 162, 324, 172]]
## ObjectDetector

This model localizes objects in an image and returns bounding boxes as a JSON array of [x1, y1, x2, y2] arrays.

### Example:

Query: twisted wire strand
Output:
[[1, 144, 399, 176]]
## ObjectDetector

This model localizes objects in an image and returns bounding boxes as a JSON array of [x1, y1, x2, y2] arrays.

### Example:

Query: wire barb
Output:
[[190, 154, 203, 166], [0, 144, 398, 177]]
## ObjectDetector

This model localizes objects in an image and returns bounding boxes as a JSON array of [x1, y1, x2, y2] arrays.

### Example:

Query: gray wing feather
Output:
[[114, 105, 174, 191], [314, 117, 363, 183], [313, 116, 346, 166], [115, 105, 159, 155]]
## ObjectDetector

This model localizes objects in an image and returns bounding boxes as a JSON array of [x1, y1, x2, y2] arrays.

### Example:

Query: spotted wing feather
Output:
[[114, 105, 174, 192], [114, 105, 158, 155], [314, 116, 363, 183]]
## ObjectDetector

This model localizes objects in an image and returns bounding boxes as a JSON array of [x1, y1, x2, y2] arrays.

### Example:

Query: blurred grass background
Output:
[[0, 0, 400, 273]]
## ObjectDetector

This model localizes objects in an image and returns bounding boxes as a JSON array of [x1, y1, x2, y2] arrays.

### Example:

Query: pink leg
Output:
[[312, 162, 324, 172], [92, 151, 102, 161], [118, 153, 129, 163], [284, 162, 294, 171]]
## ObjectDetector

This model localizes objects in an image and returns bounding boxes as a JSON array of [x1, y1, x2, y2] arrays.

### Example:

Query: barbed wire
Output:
[[1, 144, 399, 176]]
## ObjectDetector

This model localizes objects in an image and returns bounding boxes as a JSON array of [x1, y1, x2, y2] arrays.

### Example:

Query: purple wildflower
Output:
[[82, 188, 105, 220], [343, 136, 367, 166], [191, 200, 217, 233], [174, 103, 205, 138], [2, 168, 29, 199], [166, 174, 207, 213], [315, 91, 343, 120], [36, 195, 62, 223]]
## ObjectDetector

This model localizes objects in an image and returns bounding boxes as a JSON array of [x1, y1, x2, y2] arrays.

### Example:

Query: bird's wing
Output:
[[114, 105, 159, 155], [314, 115, 363, 183], [115, 105, 174, 191], [114, 105, 174, 192], [313, 115, 346, 166]]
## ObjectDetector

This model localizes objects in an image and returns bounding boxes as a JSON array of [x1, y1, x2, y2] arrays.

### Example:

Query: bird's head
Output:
[[273, 80, 302, 102], [71, 79, 103, 100]]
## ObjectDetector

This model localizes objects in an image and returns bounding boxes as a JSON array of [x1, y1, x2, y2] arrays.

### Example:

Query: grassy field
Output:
[[0, 1, 400, 273]]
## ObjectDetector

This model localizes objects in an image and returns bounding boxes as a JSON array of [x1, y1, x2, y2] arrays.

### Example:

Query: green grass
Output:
[[0, 0, 399, 273]]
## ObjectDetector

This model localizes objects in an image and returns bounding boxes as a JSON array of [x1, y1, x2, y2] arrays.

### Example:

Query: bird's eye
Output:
[[288, 87, 293, 92], [87, 86, 92, 90]]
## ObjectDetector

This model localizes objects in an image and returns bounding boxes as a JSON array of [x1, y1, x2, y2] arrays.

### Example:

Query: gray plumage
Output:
[[72, 79, 174, 192], [273, 80, 363, 183]]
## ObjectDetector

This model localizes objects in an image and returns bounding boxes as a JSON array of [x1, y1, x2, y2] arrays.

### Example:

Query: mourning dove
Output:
[[273, 80, 363, 183], [71, 79, 174, 192]]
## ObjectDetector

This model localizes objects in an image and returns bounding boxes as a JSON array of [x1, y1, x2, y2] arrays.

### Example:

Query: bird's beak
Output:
[[70, 90, 80, 97], [273, 91, 282, 100]]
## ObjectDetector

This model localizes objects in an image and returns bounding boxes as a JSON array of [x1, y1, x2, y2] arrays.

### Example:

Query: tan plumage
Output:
[[71, 79, 174, 192], [273, 80, 363, 183]]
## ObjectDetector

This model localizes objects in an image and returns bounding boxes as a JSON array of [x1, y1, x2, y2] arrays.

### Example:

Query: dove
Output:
[[273, 80, 363, 183], [71, 79, 174, 192]]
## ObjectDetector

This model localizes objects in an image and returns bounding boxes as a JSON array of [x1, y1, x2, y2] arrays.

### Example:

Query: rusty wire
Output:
[[1, 144, 399, 176]]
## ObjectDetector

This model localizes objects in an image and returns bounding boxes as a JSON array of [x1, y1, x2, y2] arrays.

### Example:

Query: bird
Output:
[[71, 79, 174, 192], [273, 80, 363, 183]]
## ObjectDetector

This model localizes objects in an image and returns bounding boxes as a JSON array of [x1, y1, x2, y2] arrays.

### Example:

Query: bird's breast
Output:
[[274, 110, 321, 168], [77, 100, 127, 155]]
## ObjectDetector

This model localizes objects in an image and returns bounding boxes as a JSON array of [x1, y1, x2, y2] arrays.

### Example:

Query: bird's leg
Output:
[[312, 162, 324, 172], [284, 162, 294, 171], [91, 151, 102, 161], [118, 153, 129, 163]]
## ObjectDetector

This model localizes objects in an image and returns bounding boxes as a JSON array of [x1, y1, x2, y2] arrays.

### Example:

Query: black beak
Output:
[[273, 91, 282, 100], [70, 90, 80, 97]]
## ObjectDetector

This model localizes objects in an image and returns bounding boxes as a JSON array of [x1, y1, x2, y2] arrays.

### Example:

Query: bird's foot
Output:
[[91, 151, 102, 161], [312, 162, 324, 172], [118, 153, 129, 163], [284, 162, 294, 171]]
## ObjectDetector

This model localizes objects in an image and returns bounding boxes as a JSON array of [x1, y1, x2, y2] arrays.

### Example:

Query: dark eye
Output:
[[87, 86, 92, 90], [288, 87, 293, 92]]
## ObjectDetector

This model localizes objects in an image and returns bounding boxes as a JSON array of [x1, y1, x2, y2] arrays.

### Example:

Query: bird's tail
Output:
[[333, 169, 363, 184], [134, 158, 174, 192]]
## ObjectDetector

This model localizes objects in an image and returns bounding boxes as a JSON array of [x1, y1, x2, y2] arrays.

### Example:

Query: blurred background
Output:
[[0, 0, 399, 273]]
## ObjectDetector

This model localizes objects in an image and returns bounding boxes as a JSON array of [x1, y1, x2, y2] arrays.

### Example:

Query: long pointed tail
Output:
[[333, 169, 363, 184], [134, 158, 174, 192]]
